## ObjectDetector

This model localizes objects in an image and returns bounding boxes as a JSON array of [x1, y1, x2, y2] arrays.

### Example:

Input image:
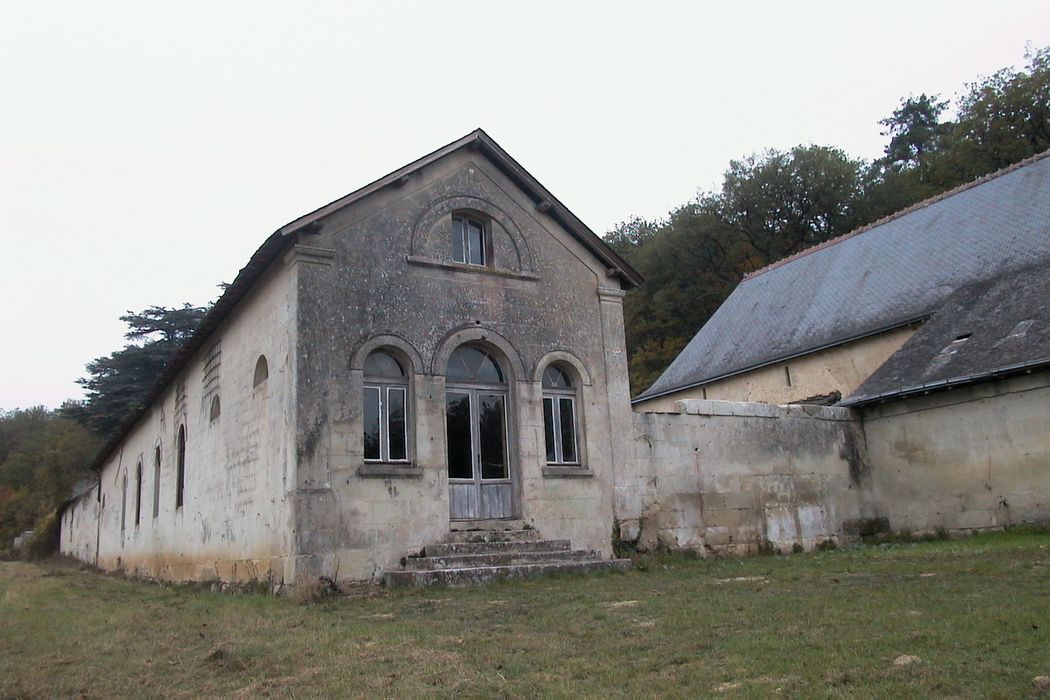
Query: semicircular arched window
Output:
[[363, 350, 409, 463], [446, 345, 505, 385], [542, 364, 580, 465]]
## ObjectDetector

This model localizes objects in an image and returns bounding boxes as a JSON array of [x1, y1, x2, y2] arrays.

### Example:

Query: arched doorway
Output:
[[445, 344, 513, 520]]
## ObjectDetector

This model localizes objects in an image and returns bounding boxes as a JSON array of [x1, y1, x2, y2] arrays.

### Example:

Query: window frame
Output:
[[175, 424, 186, 509], [152, 444, 161, 519], [541, 364, 582, 467], [363, 351, 411, 465], [134, 459, 143, 527], [451, 214, 490, 267]]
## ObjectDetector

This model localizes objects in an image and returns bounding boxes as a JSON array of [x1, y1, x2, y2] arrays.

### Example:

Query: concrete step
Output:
[[385, 558, 632, 588], [404, 549, 597, 571], [441, 528, 541, 544], [424, 538, 571, 558]]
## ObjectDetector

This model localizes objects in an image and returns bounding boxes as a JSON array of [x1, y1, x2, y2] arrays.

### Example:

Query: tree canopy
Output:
[[64, 304, 209, 439]]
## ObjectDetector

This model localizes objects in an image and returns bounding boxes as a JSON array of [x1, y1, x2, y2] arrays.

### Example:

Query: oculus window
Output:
[[542, 364, 580, 465], [363, 350, 409, 462]]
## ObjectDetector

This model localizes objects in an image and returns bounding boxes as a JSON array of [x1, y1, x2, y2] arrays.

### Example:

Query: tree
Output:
[[65, 304, 209, 439], [878, 94, 949, 171]]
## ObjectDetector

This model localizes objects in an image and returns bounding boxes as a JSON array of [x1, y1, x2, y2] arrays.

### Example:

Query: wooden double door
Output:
[[445, 387, 513, 520]]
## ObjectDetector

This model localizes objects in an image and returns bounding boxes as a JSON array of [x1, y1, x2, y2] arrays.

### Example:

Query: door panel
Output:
[[478, 393, 507, 480], [446, 388, 513, 520], [445, 392, 473, 480]]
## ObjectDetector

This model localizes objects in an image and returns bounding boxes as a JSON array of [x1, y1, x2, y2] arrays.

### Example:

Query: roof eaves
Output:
[[842, 356, 1050, 408]]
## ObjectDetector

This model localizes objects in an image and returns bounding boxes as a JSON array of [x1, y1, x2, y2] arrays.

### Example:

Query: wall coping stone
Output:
[[675, 399, 856, 422]]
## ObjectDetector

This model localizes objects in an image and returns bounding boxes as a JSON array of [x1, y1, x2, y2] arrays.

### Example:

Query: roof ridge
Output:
[[743, 147, 1050, 281]]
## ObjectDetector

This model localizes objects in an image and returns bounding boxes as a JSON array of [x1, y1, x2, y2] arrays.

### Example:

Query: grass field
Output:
[[2, 531, 1050, 698]]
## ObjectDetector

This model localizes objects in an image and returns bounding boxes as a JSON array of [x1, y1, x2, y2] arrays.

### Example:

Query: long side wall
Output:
[[863, 371, 1050, 532], [60, 261, 299, 585], [622, 401, 880, 554]]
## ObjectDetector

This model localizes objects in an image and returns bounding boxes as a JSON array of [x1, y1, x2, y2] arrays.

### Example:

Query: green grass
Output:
[[3, 531, 1050, 698]]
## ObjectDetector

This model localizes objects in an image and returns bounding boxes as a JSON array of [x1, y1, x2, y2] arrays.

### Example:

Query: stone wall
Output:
[[863, 370, 1050, 533], [621, 400, 879, 554]]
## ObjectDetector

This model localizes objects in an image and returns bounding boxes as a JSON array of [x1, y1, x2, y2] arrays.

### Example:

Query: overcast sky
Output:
[[2, 1, 1049, 411]]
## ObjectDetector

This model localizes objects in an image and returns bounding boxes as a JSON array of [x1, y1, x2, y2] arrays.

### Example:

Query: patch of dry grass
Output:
[[2, 530, 1050, 697]]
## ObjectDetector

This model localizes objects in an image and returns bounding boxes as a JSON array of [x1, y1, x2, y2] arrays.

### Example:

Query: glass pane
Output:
[[479, 393, 507, 479], [467, 220, 485, 265], [387, 387, 407, 461], [452, 217, 465, 263], [363, 386, 381, 460], [543, 365, 571, 389], [364, 351, 404, 379], [543, 397, 557, 463], [559, 397, 578, 463], [446, 345, 505, 384], [446, 392, 473, 479]]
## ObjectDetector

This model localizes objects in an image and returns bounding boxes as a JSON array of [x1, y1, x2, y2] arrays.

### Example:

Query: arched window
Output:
[[253, 355, 269, 388], [175, 425, 186, 509], [363, 350, 409, 462], [542, 364, 580, 465], [134, 459, 142, 527], [209, 395, 221, 421], [451, 214, 489, 266], [445, 344, 512, 519], [152, 444, 161, 519]]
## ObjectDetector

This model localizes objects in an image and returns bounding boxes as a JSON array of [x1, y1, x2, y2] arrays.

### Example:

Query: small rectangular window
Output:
[[387, 387, 408, 462], [363, 386, 382, 461]]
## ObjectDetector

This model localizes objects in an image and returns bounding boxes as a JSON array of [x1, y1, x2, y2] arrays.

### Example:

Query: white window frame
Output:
[[543, 393, 580, 465], [452, 214, 488, 266], [364, 383, 409, 463]]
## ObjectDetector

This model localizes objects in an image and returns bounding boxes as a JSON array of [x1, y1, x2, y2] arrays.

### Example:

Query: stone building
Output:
[[61, 130, 641, 586], [60, 136, 1050, 585]]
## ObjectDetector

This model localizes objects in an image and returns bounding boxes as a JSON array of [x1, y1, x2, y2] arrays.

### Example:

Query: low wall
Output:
[[622, 400, 881, 554]]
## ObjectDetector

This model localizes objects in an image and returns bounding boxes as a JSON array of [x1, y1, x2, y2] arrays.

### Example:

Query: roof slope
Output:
[[90, 129, 639, 470], [636, 151, 1050, 402], [844, 262, 1050, 406]]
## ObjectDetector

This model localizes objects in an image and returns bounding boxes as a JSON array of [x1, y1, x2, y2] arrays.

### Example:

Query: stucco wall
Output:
[[286, 149, 634, 581], [60, 260, 299, 585], [620, 400, 878, 554], [635, 325, 918, 411], [863, 371, 1050, 532]]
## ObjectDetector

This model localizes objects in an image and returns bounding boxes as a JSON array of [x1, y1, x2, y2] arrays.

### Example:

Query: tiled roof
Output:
[[635, 151, 1050, 402], [843, 261, 1050, 406]]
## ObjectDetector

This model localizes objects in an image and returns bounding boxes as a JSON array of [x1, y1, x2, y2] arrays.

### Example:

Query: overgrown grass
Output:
[[3, 531, 1050, 697]]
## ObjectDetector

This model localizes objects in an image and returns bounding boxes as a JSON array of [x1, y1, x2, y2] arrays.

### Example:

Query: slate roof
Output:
[[635, 150, 1050, 403], [843, 262, 1050, 406]]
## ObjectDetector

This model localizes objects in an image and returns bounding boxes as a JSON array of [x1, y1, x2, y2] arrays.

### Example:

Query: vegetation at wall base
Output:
[[3, 530, 1049, 697]]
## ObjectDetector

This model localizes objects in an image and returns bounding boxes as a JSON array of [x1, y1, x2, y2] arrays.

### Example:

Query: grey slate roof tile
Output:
[[636, 151, 1050, 402]]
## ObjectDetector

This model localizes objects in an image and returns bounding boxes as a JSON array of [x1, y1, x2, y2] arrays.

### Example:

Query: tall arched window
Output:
[[175, 425, 186, 509], [134, 459, 142, 527], [253, 355, 269, 388], [363, 350, 409, 462], [542, 364, 580, 465], [120, 471, 128, 536], [152, 444, 161, 519]]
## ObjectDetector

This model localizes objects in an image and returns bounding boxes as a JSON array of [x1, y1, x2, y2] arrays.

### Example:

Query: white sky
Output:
[[2, 1, 1049, 410]]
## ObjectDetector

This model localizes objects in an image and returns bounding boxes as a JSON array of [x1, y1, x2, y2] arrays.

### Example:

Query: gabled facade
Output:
[[60, 130, 641, 585]]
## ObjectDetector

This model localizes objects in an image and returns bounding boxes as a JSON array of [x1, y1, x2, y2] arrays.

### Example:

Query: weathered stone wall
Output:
[[287, 149, 634, 581], [635, 325, 918, 411], [863, 370, 1050, 532], [622, 400, 879, 554], [60, 260, 299, 585]]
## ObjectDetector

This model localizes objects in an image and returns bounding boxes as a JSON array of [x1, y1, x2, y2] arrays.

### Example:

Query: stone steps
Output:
[[385, 558, 631, 588], [384, 526, 632, 588]]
